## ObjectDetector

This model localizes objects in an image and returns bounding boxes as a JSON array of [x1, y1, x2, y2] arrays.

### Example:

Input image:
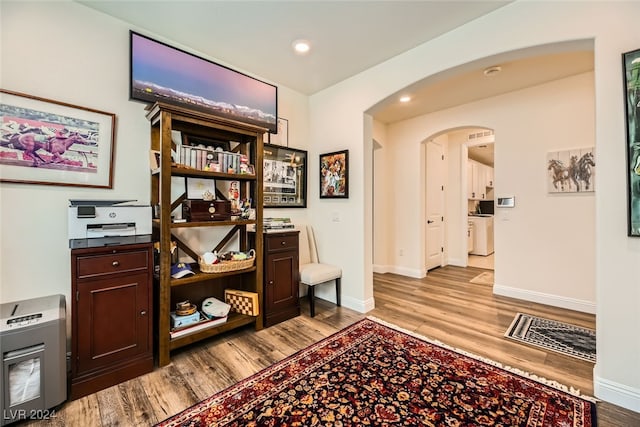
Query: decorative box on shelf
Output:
[[182, 199, 231, 221], [170, 310, 200, 328]]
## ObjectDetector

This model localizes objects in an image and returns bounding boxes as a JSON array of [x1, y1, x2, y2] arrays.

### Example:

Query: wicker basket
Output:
[[199, 250, 255, 273]]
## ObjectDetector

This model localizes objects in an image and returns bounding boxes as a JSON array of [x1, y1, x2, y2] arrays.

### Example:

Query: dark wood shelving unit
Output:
[[147, 102, 265, 366]]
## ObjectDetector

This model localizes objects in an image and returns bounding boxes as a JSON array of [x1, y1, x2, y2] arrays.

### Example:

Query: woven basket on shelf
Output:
[[199, 250, 255, 273]]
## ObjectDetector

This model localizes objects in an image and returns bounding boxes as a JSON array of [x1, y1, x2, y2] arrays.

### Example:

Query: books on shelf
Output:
[[169, 311, 228, 339], [176, 145, 242, 174], [264, 217, 295, 229]]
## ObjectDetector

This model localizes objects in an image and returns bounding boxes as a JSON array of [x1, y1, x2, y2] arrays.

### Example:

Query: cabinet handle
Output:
[[268, 280, 273, 285], [281, 241, 286, 245], [140, 310, 147, 316], [112, 261, 120, 267]]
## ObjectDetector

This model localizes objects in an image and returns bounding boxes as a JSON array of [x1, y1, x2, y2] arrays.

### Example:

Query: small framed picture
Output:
[[186, 177, 216, 199], [269, 118, 288, 147], [320, 150, 349, 198]]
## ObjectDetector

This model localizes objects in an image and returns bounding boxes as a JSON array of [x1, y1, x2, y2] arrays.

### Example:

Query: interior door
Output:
[[426, 140, 445, 270]]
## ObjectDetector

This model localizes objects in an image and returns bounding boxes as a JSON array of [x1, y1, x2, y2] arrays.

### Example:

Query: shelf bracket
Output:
[[170, 233, 200, 262], [212, 225, 241, 253], [171, 192, 187, 212]]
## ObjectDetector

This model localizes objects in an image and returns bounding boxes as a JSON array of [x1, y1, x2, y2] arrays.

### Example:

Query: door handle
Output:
[[427, 220, 434, 224]]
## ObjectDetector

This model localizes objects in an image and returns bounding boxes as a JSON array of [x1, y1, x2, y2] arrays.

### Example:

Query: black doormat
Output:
[[505, 313, 596, 362]]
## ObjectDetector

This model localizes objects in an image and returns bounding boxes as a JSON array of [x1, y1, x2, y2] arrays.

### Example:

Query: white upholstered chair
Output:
[[298, 225, 342, 317]]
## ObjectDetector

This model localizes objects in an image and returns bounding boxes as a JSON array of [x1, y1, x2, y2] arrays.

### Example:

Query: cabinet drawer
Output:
[[265, 234, 298, 252], [76, 250, 149, 279]]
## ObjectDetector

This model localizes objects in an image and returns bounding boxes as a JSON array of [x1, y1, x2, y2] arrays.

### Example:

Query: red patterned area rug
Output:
[[157, 317, 596, 426]]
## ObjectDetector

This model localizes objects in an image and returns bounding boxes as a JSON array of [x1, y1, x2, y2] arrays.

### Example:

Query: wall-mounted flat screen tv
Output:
[[130, 31, 277, 133]]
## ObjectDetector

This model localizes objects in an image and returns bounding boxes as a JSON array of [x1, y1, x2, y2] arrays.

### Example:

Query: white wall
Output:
[[381, 72, 596, 311], [0, 2, 310, 308], [3, 0, 640, 412], [372, 120, 391, 272], [309, 1, 640, 411]]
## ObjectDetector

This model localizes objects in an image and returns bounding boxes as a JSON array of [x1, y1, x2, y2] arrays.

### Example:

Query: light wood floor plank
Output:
[[20, 266, 639, 426]]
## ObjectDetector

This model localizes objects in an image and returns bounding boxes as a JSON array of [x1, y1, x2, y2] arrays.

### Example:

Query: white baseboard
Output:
[[594, 373, 640, 412], [447, 257, 467, 267], [310, 285, 375, 314], [344, 295, 375, 313], [372, 264, 392, 274], [493, 284, 596, 314], [371, 265, 424, 278]]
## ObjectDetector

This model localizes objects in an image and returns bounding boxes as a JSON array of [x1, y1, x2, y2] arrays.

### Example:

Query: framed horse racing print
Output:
[[623, 48, 640, 236], [0, 89, 116, 188]]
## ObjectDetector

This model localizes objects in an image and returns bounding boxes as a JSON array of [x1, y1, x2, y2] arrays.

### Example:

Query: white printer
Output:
[[68, 200, 152, 248]]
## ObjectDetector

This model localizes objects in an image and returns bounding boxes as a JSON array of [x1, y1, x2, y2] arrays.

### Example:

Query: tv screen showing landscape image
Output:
[[130, 31, 277, 133]]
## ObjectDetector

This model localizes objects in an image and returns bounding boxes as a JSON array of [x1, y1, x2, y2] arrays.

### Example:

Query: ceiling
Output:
[[77, 0, 510, 95], [77, 1, 593, 124]]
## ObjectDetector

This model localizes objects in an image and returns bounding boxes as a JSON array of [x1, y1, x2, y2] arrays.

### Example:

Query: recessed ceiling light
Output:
[[292, 39, 311, 54], [483, 65, 502, 76], [399, 96, 411, 103]]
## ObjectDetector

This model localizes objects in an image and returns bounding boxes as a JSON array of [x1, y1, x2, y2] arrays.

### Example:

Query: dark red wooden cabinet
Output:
[[70, 242, 154, 399], [263, 231, 300, 327]]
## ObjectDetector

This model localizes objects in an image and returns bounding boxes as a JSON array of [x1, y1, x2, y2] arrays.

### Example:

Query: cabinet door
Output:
[[76, 273, 150, 374], [467, 161, 475, 199], [486, 166, 494, 188], [265, 251, 299, 313], [474, 162, 487, 200]]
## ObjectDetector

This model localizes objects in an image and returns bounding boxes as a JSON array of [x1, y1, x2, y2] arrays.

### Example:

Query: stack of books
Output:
[[169, 311, 228, 339], [264, 217, 295, 230]]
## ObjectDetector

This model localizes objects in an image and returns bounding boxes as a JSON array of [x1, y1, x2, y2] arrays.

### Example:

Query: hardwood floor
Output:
[[22, 266, 639, 426]]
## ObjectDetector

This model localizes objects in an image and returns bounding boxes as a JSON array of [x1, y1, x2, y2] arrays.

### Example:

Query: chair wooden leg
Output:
[[335, 278, 341, 307], [308, 286, 316, 317]]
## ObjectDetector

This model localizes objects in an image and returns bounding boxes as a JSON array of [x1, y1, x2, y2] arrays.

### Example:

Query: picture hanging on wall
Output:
[[546, 147, 595, 193], [130, 31, 277, 133], [0, 89, 116, 188], [268, 118, 288, 147], [263, 144, 307, 208], [623, 48, 640, 236], [320, 149, 349, 198]]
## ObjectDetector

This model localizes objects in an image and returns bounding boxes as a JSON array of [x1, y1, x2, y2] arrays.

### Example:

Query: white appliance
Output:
[[1, 295, 66, 425], [469, 216, 494, 256], [68, 200, 151, 241]]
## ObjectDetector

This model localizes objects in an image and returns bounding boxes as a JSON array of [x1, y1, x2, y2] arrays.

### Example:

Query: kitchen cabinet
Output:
[[467, 159, 494, 200], [147, 102, 265, 367], [468, 216, 494, 256], [70, 241, 153, 400]]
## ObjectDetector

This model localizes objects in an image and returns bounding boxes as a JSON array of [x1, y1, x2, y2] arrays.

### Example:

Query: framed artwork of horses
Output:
[[623, 48, 640, 236], [546, 147, 595, 194], [0, 89, 115, 188]]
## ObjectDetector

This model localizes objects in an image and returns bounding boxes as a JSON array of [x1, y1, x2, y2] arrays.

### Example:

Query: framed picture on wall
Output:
[[263, 143, 307, 208], [624, 48, 640, 236], [0, 89, 116, 188], [320, 149, 349, 198], [268, 118, 289, 147], [546, 147, 595, 193]]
